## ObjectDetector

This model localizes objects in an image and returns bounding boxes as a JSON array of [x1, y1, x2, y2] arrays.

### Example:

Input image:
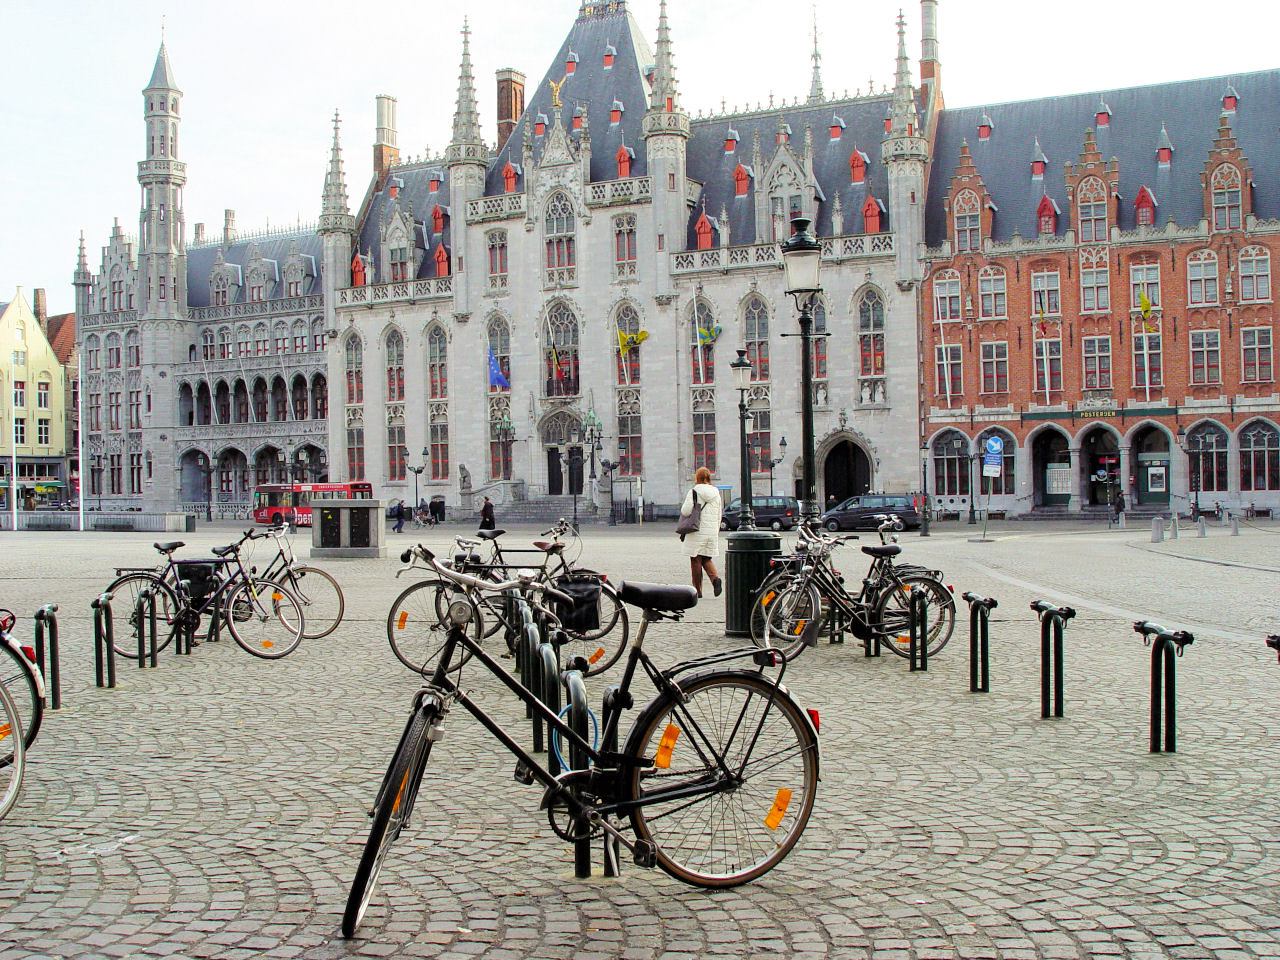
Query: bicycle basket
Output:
[[175, 561, 222, 603], [553, 577, 602, 633]]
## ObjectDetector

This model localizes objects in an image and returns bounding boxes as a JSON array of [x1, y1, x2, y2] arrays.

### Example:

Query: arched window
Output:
[[236, 325, 251, 358], [345, 337, 363, 404], [1211, 164, 1242, 231], [858, 291, 885, 376], [216, 328, 231, 359], [489, 397, 512, 480], [544, 303, 580, 397], [427, 326, 448, 400], [1077, 177, 1108, 242], [978, 266, 1007, 319], [254, 323, 269, 356], [1187, 250, 1219, 306], [1135, 186, 1156, 228], [347, 421, 365, 481], [953, 190, 980, 252], [617, 389, 642, 476], [291, 375, 308, 420], [311, 374, 327, 419], [932, 430, 971, 496], [616, 303, 642, 385], [691, 300, 716, 385], [273, 320, 289, 354], [429, 402, 449, 480], [811, 300, 827, 380], [385, 330, 404, 401], [213, 276, 229, 306], [544, 193, 576, 284], [1188, 422, 1229, 492], [1241, 421, 1280, 491], [695, 213, 713, 250], [488, 317, 511, 393], [744, 295, 769, 381], [974, 429, 1015, 494], [387, 418, 406, 481], [1240, 247, 1272, 303], [200, 330, 215, 360]]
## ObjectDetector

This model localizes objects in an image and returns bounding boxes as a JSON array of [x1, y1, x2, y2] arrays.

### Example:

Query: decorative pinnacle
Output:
[[449, 18, 483, 151], [319, 110, 354, 232], [648, 0, 680, 112], [808, 7, 824, 104]]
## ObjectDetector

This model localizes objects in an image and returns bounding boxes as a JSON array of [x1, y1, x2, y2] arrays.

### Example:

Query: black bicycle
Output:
[[344, 545, 821, 937]]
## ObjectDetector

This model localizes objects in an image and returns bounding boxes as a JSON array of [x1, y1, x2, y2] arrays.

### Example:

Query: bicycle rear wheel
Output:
[[760, 581, 822, 661], [286, 565, 344, 640], [874, 576, 956, 658], [747, 570, 796, 647], [225, 578, 305, 658], [105, 573, 179, 659], [0, 644, 40, 766], [343, 705, 436, 938], [625, 672, 818, 886], [387, 579, 482, 673], [0, 682, 25, 820]]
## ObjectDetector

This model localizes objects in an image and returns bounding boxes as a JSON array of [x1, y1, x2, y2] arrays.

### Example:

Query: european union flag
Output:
[[488, 347, 510, 389]]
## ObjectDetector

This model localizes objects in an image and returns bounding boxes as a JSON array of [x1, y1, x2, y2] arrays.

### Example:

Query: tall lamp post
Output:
[[194, 452, 214, 522], [600, 457, 619, 525], [583, 409, 602, 517], [949, 436, 977, 524], [780, 217, 823, 522], [753, 435, 787, 497], [1177, 426, 1202, 519], [405, 446, 429, 512], [91, 453, 104, 513], [730, 349, 756, 530], [919, 441, 931, 537]]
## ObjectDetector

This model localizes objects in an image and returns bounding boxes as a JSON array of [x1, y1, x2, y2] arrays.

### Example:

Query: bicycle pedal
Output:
[[513, 761, 535, 785], [632, 839, 657, 869]]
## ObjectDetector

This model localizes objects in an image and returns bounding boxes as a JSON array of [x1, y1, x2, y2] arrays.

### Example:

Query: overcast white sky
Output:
[[4, 0, 1277, 314]]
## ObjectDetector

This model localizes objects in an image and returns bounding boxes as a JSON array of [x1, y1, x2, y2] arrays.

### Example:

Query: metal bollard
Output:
[[1031, 601, 1075, 718], [961, 593, 997, 693], [175, 581, 192, 655], [521, 622, 540, 722], [908, 587, 929, 672], [1151, 518, 1163, 543], [33, 604, 61, 710], [538, 642, 561, 774], [1231, 516, 1240, 536], [562, 668, 592, 879], [1170, 516, 1179, 539], [91, 593, 117, 689], [1196, 517, 1207, 538], [1118, 513, 1126, 529], [1135, 621, 1194, 753], [134, 589, 156, 667]]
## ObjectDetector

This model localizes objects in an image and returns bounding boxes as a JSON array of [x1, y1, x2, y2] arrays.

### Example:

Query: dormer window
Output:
[[388, 177, 401, 199], [572, 110, 583, 130], [666, 97, 673, 113], [1223, 84, 1239, 113], [724, 128, 738, 153], [862, 195, 883, 234], [849, 150, 867, 184], [883, 116, 891, 133], [777, 124, 791, 146], [502, 162, 518, 193], [978, 114, 993, 141], [535, 114, 547, 136], [610, 101, 623, 125], [695, 213, 714, 251], [1157, 123, 1174, 166], [616, 145, 632, 179], [733, 163, 752, 197], [433, 244, 449, 278], [1037, 194, 1059, 235], [830, 115, 845, 140], [429, 176, 440, 192], [565, 51, 578, 75], [431, 205, 445, 235], [1096, 100, 1112, 127], [603, 45, 615, 68], [1135, 186, 1157, 228]]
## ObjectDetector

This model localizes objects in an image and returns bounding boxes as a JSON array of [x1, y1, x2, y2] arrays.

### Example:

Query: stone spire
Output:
[[648, 0, 680, 113], [447, 18, 485, 164], [807, 9, 824, 104], [886, 11, 917, 138], [319, 111, 355, 235], [147, 41, 178, 92], [75, 231, 89, 277]]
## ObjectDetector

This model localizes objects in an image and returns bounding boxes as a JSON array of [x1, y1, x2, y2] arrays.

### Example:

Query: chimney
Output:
[[373, 94, 400, 188], [496, 68, 526, 153], [193, 222, 206, 245], [223, 209, 237, 244], [920, 0, 940, 85], [33, 288, 47, 330]]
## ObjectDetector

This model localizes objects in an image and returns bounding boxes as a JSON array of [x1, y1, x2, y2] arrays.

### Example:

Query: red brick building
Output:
[[921, 72, 1280, 518]]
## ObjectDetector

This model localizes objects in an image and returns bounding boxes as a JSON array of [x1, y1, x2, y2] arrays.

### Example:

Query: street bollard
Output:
[[1151, 518, 1163, 542], [175, 581, 192, 655], [1118, 513, 1126, 529], [1196, 517, 1207, 538], [1135, 621, 1194, 753], [1231, 516, 1240, 536], [1170, 516, 1179, 539], [538, 641, 561, 774], [562, 667, 592, 879], [1031, 601, 1075, 718], [91, 593, 116, 689], [908, 587, 929, 672], [521, 622, 540, 723], [961, 593, 997, 693], [33, 604, 61, 710], [134, 589, 158, 667]]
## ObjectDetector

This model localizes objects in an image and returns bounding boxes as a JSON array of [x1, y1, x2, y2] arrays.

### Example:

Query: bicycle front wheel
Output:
[[105, 573, 179, 659], [625, 672, 818, 886], [0, 682, 25, 820], [874, 576, 956, 658], [747, 570, 796, 647], [343, 705, 436, 938], [225, 578, 305, 658], [760, 581, 822, 661], [286, 566, 345, 640], [0, 644, 40, 766], [387, 579, 482, 673]]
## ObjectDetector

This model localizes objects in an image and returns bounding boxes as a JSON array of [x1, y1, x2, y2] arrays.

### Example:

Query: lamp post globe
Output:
[[781, 216, 822, 522]]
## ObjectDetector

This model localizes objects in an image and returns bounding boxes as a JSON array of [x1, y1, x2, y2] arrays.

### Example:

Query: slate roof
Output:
[[686, 95, 894, 248], [482, 5, 654, 195], [148, 43, 178, 91], [925, 69, 1280, 246], [185, 231, 324, 308], [355, 164, 453, 282]]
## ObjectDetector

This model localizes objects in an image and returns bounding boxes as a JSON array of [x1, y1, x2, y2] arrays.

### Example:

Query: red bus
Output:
[[252, 481, 374, 526]]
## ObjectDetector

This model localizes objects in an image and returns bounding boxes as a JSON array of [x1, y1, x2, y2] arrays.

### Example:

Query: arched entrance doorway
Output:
[[822, 439, 871, 506], [1079, 426, 1120, 506], [1032, 429, 1070, 507], [1132, 424, 1171, 505], [541, 411, 583, 496]]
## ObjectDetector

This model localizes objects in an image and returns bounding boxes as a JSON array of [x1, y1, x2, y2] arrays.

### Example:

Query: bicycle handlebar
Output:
[[401, 544, 573, 604]]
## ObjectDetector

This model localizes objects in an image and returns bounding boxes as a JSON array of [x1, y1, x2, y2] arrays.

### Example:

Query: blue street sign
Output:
[[982, 435, 1004, 477]]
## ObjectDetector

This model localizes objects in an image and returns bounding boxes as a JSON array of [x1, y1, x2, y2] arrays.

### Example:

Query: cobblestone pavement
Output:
[[1, 520, 1279, 959]]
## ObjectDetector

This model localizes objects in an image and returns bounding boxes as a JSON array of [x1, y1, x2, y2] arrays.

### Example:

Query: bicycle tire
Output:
[[343, 704, 436, 938], [225, 578, 305, 659], [747, 570, 798, 647], [553, 579, 629, 676], [0, 682, 25, 820], [759, 581, 823, 661], [624, 671, 818, 886], [874, 575, 956, 658], [0, 644, 41, 766], [386, 579, 482, 673], [105, 573, 180, 659], [286, 565, 345, 640]]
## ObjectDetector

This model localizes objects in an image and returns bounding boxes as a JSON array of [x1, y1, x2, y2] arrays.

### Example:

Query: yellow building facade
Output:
[[0, 290, 68, 508]]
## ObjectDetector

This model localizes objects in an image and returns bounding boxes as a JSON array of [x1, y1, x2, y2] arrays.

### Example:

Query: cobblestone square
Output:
[[2, 520, 1279, 959]]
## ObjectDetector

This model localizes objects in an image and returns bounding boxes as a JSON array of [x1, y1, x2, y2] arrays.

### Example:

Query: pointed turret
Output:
[[138, 38, 186, 318], [807, 10, 824, 104], [643, 0, 689, 305], [446, 18, 486, 166], [73, 232, 92, 317], [147, 42, 178, 93], [886, 12, 920, 140], [644, 0, 687, 132], [882, 12, 928, 285], [319, 111, 355, 236]]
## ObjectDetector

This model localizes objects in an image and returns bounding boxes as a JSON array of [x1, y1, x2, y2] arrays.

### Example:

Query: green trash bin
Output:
[[724, 530, 782, 637]]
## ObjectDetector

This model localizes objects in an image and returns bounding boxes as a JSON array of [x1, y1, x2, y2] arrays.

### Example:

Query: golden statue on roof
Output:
[[548, 76, 567, 109]]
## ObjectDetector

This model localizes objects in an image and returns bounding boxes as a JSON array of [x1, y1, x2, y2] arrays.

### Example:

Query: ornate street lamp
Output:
[[730, 348, 756, 531], [195, 452, 213, 522], [919, 441, 931, 537], [1177, 426, 1201, 519], [405, 446, 429, 512], [780, 216, 822, 522], [600, 457, 620, 525]]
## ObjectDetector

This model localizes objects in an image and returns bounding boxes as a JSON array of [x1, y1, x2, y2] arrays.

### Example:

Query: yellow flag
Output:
[[1139, 288, 1153, 318]]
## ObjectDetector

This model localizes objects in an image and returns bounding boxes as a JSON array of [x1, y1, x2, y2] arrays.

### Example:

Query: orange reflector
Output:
[[791, 619, 807, 636], [764, 788, 793, 830], [397, 611, 409, 630], [894, 635, 909, 644], [261, 640, 275, 648], [588, 647, 605, 664], [762, 591, 776, 608], [654, 724, 680, 769], [271, 592, 283, 602], [0, 724, 10, 740]]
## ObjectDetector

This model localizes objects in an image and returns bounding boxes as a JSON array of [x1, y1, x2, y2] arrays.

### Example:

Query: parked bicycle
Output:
[[0, 609, 43, 766], [345, 543, 821, 937]]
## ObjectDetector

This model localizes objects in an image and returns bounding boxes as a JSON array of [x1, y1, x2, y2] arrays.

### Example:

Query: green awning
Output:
[[36, 481, 65, 489]]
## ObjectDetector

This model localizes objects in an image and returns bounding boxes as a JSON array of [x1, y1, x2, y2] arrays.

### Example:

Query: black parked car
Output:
[[720, 496, 801, 531], [820, 494, 920, 531]]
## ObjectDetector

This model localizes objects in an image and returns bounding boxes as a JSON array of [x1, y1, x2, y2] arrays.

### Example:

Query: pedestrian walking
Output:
[[678, 466, 724, 598], [1112, 489, 1126, 525], [431, 496, 445, 525], [392, 499, 406, 533], [479, 496, 496, 530]]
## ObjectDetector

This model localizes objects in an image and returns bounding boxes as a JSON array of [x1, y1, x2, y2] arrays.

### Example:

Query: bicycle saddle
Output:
[[153, 541, 185, 554], [533, 541, 565, 553], [477, 529, 506, 540], [210, 544, 238, 558], [616, 580, 698, 612], [861, 544, 901, 558]]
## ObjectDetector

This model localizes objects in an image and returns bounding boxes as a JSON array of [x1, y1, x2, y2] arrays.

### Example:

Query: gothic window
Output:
[[85, 335, 100, 371], [273, 321, 288, 354], [488, 317, 511, 393], [933, 271, 962, 321], [427, 326, 448, 400], [1032, 270, 1062, 316], [953, 190, 980, 252], [1211, 164, 1242, 230], [849, 150, 866, 184], [978, 267, 1006, 319], [617, 389, 642, 476], [975, 429, 1016, 494], [1130, 262, 1161, 310], [311, 374, 327, 419], [1037, 194, 1058, 235], [429, 403, 449, 479], [1135, 187, 1156, 227], [543, 303, 580, 398], [692, 396, 716, 474], [489, 398, 512, 481], [201, 330, 214, 360], [106, 334, 122, 368], [1080, 249, 1110, 312], [932, 430, 971, 496], [747, 403, 771, 474], [743, 295, 769, 381], [811, 300, 828, 380], [252, 378, 268, 422], [213, 276, 229, 306], [1240, 420, 1280, 491], [488, 230, 508, 291], [236, 325, 251, 358], [431, 205, 445, 235], [387, 422, 406, 481], [615, 215, 637, 279], [1190, 330, 1222, 385], [217, 328, 231, 359], [291, 319, 307, 353], [389, 246, 410, 281], [385, 330, 404, 401], [858, 291, 885, 376], [347, 424, 365, 481], [544, 193, 575, 284], [345, 336, 363, 404], [1077, 178, 1108, 242], [695, 213, 713, 250], [126, 330, 141, 366], [615, 303, 642, 385], [1187, 251, 1219, 306], [1240, 247, 1272, 302], [691, 300, 716, 384], [1188, 422, 1229, 492], [254, 322, 269, 355]]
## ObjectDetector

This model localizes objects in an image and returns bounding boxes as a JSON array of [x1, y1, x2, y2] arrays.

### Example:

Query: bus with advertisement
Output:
[[251, 481, 373, 526]]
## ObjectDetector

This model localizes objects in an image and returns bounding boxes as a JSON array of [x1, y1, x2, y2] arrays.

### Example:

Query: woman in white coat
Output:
[[679, 466, 724, 597]]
